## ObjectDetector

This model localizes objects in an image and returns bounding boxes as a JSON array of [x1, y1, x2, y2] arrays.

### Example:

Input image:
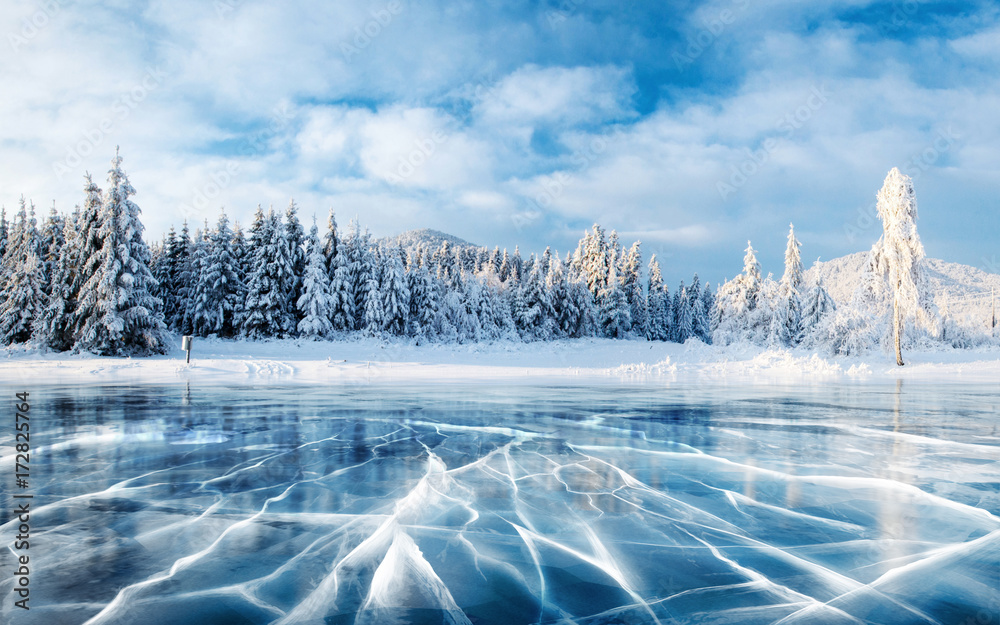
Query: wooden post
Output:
[[182, 335, 193, 364]]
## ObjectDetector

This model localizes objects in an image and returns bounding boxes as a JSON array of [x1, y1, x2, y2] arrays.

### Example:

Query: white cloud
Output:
[[476, 65, 636, 128]]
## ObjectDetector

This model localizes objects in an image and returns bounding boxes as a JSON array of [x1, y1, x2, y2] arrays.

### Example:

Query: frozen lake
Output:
[[1, 381, 999, 624]]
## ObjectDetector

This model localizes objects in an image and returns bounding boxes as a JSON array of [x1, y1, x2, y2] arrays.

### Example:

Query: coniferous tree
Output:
[[230, 222, 249, 332], [284, 200, 306, 324], [545, 254, 569, 338], [193, 211, 243, 337], [39, 204, 65, 297], [674, 282, 693, 342], [34, 211, 81, 350], [517, 260, 549, 339], [297, 221, 334, 338], [0, 251, 44, 344], [599, 257, 630, 339], [623, 241, 646, 336], [499, 248, 512, 283], [646, 255, 669, 341], [242, 206, 295, 338], [406, 262, 438, 340], [329, 243, 355, 331], [0, 207, 7, 264], [712, 241, 764, 345], [381, 246, 410, 336], [323, 209, 339, 277], [690, 274, 710, 342], [74, 150, 168, 355], [187, 226, 211, 336], [361, 248, 385, 336], [800, 278, 836, 342], [775, 223, 804, 346], [511, 246, 524, 283]]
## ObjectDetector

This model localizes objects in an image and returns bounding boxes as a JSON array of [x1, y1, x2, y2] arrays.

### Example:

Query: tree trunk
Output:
[[894, 292, 904, 366]]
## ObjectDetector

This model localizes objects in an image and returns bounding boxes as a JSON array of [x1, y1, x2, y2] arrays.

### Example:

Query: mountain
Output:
[[805, 252, 1000, 327], [380, 228, 480, 254]]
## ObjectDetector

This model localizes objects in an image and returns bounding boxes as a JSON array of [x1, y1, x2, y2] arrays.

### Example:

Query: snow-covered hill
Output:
[[381, 228, 479, 254], [806, 252, 1000, 329]]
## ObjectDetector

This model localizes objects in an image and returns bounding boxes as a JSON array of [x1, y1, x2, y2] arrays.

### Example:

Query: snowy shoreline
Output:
[[2, 335, 998, 386]]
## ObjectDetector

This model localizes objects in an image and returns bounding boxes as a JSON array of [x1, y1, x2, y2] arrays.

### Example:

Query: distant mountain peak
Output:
[[381, 228, 479, 251], [805, 252, 1000, 324]]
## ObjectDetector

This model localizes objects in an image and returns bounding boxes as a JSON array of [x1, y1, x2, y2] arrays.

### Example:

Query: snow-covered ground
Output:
[[2, 335, 998, 386]]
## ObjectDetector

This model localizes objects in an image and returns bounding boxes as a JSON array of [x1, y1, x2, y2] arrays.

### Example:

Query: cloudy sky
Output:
[[1, 0, 997, 284]]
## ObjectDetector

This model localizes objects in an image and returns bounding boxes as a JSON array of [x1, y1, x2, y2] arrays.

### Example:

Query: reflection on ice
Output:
[[0, 382, 998, 624]]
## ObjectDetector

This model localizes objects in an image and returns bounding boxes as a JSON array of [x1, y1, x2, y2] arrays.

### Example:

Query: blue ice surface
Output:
[[0, 381, 998, 624]]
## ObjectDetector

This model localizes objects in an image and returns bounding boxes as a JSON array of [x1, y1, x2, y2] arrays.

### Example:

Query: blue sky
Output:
[[1, 0, 998, 284]]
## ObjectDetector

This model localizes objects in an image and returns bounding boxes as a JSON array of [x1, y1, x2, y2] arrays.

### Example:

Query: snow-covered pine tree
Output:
[[176, 220, 199, 335], [799, 277, 836, 343], [646, 255, 669, 341], [489, 246, 501, 276], [0, 207, 7, 264], [700, 283, 714, 344], [511, 246, 524, 283], [322, 208, 339, 277], [381, 246, 410, 336], [361, 247, 385, 336], [193, 210, 243, 337], [160, 223, 187, 331], [517, 260, 549, 339], [33, 210, 81, 350], [0, 198, 29, 296], [476, 279, 502, 341], [329, 242, 355, 331], [689, 274, 710, 342], [674, 282, 693, 342], [873, 167, 931, 366], [39, 203, 65, 298], [583, 224, 608, 298], [599, 256, 631, 339], [545, 253, 568, 338], [755, 274, 780, 345], [540, 247, 552, 280], [774, 223, 804, 346], [297, 221, 334, 338], [435, 240, 456, 286], [284, 200, 306, 325], [242, 206, 295, 338], [347, 221, 371, 329], [230, 222, 249, 332], [406, 262, 438, 340], [74, 150, 168, 355], [711, 241, 763, 345], [0, 251, 44, 344], [187, 225, 211, 336], [499, 248, 512, 283], [623, 241, 647, 337], [452, 276, 482, 343]]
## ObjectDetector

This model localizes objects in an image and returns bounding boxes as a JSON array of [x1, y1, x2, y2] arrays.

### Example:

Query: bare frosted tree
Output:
[[873, 167, 927, 366]]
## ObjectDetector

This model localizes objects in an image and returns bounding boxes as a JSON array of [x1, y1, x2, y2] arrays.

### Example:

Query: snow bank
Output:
[[2, 334, 998, 386]]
